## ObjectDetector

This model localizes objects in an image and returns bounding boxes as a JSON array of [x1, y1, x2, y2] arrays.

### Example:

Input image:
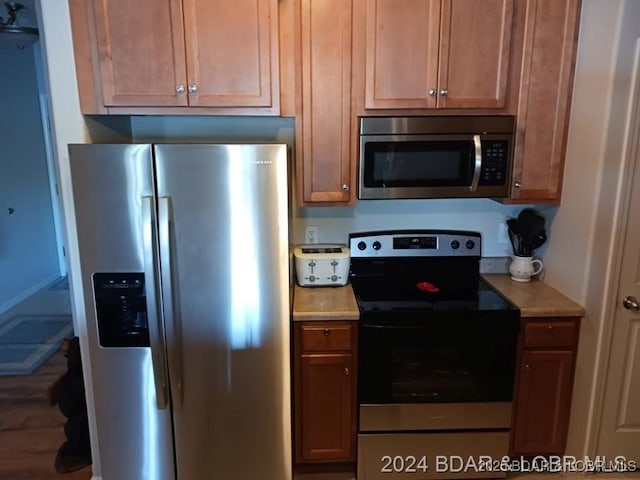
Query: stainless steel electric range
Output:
[[348, 230, 520, 480]]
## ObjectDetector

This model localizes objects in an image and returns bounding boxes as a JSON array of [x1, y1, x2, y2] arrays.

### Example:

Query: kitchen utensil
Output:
[[509, 256, 544, 282]]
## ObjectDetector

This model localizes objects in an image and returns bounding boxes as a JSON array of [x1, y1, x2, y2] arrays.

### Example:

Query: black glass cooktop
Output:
[[351, 277, 518, 315]]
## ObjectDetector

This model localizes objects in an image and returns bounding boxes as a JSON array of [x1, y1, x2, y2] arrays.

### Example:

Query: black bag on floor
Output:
[[49, 337, 92, 473]]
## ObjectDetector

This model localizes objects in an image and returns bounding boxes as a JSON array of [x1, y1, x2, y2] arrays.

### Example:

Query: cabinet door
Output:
[[93, 0, 188, 106], [438, 0, 513, 108], [511, 0, 581, 202], [183, 0, 279, 108], [364, 0, 440, 109], [299, 353, 353, 462], [512, 350, 575, 455], [299, 0, 352, 203]]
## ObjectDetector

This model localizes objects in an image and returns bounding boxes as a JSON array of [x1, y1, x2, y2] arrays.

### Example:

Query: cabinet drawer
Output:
[[523, 320, 577, 348], [300, 325, 352, 352]]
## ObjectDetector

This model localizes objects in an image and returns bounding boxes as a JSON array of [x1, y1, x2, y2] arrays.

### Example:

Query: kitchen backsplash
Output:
[[295, 200, 556, 258]]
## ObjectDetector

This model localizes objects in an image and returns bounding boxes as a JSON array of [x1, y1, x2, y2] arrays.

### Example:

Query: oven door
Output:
[[358, 134, 511, 199], [358, 314, 519, 430]]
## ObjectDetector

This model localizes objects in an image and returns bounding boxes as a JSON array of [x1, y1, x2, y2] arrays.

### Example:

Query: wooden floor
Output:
[[0, 351, 92, 480]]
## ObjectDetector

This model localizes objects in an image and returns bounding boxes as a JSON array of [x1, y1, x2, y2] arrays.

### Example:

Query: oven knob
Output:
[[357, 241, 367, 251], [308, 275, 316, 282], [372, 241, 382, 250], [465, 239, 476, 250], [331, 275, 338, 282], [450, 240, 460, 250]]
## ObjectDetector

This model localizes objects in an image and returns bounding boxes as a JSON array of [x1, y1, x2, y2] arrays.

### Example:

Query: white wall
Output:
[[0, 41, 60, 313], [543, 0, 640, 457]]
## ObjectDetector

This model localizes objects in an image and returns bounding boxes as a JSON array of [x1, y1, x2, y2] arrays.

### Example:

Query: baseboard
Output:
[[0, 273, 61, 316]]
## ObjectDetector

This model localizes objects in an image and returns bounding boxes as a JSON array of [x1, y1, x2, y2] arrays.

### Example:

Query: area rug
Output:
[[0, 314, 73, 375]]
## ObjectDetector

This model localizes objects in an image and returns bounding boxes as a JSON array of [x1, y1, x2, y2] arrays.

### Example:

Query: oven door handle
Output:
[[470, 134, 482, 192]]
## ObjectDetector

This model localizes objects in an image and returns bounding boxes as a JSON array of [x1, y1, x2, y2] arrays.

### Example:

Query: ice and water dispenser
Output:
[[93, 273, 150, 347]]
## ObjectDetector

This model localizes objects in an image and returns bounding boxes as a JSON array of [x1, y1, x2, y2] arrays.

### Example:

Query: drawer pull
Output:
[[344, 367, 350, 376], [525, 364, 532, 372], [548, 325, 555, 332], [323, 328, 330, 336]]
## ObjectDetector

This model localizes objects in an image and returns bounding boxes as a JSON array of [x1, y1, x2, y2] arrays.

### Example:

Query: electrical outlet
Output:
[[498, 223, 510, 244], [305, 226, 319, 244]]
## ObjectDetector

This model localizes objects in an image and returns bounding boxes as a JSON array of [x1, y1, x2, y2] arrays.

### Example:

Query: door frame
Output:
[[37, 89, 67, 275], [589, 38, 640, 454]]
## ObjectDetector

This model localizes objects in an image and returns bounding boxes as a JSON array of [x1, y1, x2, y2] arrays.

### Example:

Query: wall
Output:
[[34, 0, 100, 476], [543, 0, 640, 456], [131, 116, 547, 258], [0, 40, 59, 313]]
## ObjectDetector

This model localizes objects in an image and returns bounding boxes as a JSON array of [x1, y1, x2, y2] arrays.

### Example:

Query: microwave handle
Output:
[[470, 134, 482, 192]]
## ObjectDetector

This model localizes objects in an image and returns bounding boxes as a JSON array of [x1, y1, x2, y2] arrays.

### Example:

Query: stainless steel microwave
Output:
[[358, 116, 515, 199]]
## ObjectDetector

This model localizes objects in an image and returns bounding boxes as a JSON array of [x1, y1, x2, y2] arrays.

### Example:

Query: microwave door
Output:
[[359, 134, 477, 199]]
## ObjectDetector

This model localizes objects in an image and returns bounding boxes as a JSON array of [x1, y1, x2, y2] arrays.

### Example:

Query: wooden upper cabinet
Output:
[[364, 0, 514, 110], [511, 0, 581, 202], [93, 0, 188, 107], [364, 0, 440, 109], [438, 0, 513, 108], [298, 0, 353, 203], [71, 0, 279, 113], [183, 0, 277, 107]]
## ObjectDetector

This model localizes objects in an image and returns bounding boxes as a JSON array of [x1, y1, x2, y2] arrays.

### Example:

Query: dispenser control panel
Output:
[[93, 273, 150, 347]]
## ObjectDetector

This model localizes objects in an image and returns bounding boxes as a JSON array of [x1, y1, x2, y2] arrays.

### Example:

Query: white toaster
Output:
[[294, 244, 350, 287]]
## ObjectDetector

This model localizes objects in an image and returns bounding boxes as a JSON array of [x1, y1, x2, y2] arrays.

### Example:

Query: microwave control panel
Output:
[[479, 141, 509, 185]]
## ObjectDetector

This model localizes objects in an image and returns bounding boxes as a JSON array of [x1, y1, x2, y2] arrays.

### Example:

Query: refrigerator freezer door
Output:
[[154, 144, 292, 480], [69, 144, 176, 480]]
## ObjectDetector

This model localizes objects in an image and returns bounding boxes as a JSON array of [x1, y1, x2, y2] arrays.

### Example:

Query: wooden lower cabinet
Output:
[[511, 317, 580, 456], [294, 322, 357, 464]]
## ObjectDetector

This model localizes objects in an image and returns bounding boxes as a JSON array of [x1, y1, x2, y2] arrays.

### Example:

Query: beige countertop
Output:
[[483, 274, 585, 318], [292, 275, 585, 320], [292, 284, 360, 321]]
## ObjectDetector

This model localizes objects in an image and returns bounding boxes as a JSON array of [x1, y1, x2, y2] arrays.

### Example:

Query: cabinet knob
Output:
[[188, 84, 198, 94], [341, 184, 350, 192], [514, 181, 522, 189], [439, 89, 448, 96], [525, 364, 532, 372], [176, 84, 185, 94], [547, 325, 555, 332], [344, 367, 350, 376], [428, 88, 437, 97], [323, 328, 330, 336]]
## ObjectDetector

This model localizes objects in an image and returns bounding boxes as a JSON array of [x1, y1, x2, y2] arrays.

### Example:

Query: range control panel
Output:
[[349, 230, 481, 257]]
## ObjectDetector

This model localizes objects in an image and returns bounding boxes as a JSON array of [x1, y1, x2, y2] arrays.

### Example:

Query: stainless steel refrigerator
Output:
[[68, 144, 291, 480]]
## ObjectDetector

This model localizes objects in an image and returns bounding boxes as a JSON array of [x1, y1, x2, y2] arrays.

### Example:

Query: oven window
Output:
[[363, 141, 473, 188], [359, 316, 518, 404]]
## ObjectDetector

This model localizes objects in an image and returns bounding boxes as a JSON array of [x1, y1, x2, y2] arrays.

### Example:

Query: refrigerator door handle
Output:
[[158, 196, 184, 408], [141, 196, 170, 409]]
